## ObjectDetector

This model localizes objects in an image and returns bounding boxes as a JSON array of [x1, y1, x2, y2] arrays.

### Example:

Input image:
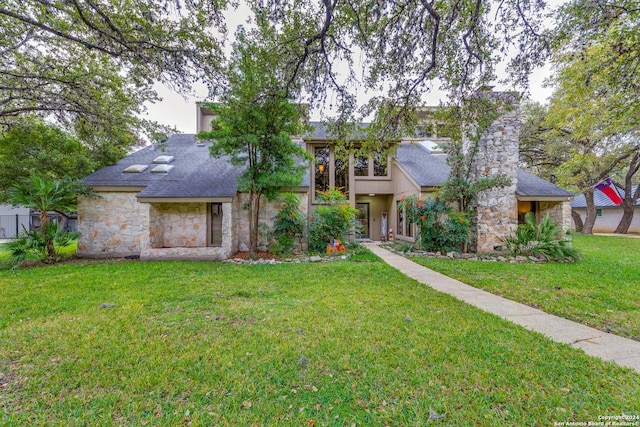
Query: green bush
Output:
[[501, 212, 581, 262], [308, 189, 357, 252], [271, 193, 305, 255], [6, 222, 79, 264], [401, 194, 472, 253]]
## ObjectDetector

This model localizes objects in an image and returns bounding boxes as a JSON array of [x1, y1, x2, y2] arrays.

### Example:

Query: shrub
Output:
[[271, 193, 306, 255], [401, 194, 472, 253], [308, 189, 357, 252], [6, 222, 79, 264], [501, 212, 581, 262]]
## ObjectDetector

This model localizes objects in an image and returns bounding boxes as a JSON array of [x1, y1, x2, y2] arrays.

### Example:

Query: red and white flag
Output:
[[595, 177, 623, 205]]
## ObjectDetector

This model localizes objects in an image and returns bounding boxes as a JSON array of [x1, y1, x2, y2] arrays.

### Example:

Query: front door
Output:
[[355, 203, 370, 239]]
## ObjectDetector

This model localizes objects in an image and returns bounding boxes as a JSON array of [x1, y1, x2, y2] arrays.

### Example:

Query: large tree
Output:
[[0, 118, 100, 202], [197, 28, 310, 255], [1, 0, 227, 145], [246, 0, 551, 146]]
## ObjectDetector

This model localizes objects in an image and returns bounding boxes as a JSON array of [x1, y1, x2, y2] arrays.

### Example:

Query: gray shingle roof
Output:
[[516, 169, 574, 198], [395, 144, 450, 187], [395, 144, 572, 198], [85, 134, 309, 199], [571, 185, 636, 208]]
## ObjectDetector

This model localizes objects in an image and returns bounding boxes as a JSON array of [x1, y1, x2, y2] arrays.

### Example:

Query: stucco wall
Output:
[[235, 192, 309, 252], [573, 207, 640, 233], [77, 192, 150, 258]]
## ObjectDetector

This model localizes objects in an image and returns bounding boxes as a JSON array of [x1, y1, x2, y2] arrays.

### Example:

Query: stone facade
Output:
[[465, 92, 520, 253], [540, 200, 572, 235], [77, 192, 151, 258], [78, 191, 236, 260]]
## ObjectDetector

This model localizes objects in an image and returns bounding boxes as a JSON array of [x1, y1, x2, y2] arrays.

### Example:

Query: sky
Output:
[[142, 5, 559, 135]]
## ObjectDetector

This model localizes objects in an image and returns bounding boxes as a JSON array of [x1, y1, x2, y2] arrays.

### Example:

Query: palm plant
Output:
[[7, 176, 82, 262], [502, 212, 581, 262]]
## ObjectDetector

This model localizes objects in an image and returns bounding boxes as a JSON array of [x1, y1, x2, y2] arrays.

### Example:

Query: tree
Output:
[[1, 0, 227, 145], [197, 29, 311, 255], [248, 0, 551, 147], [544, 0, 640, 234], [0, 118, 100, 202], [614, 148, 640, 233], [7, 176, 85, 261]]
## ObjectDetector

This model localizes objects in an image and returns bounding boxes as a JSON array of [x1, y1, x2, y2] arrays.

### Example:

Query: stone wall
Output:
[[465, 92, 520, 253], [149, 203, 208, 248], [540, 200, 572, 235], [77, 192, 150, 258]]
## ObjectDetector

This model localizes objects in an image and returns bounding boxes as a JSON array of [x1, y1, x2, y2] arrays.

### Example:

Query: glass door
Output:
[[355, 203, 369, 239]]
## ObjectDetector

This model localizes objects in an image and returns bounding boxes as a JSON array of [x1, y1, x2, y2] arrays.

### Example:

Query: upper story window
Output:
[[314, 147, 330, 199], [354, 155, 368, 176], [354, 152, 389, 178], [373, 153, 388, 177]]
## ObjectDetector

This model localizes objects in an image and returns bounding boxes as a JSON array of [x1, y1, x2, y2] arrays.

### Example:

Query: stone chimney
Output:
[[464, 91, 520, 252]]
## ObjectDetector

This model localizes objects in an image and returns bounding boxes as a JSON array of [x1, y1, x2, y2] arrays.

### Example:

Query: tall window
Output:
[[373, 152, 388, 177], [209, 203, 223, 247], [396, 201, 404, 236], [335, 157, 349, 197], [354, 155, 368, 176], [314, 147, 329, 199]]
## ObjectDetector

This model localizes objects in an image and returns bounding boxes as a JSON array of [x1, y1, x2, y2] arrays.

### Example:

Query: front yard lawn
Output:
[[411, 234, 640, 341], [1, 254, 639, 425]]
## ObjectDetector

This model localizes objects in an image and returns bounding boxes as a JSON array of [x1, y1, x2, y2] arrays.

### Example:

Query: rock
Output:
[[99, 303, 117, 309], [309, 256, 322, 262]]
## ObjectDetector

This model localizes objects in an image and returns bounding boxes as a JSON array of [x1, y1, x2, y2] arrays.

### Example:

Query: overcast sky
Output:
[[142, 6, 559, 135]]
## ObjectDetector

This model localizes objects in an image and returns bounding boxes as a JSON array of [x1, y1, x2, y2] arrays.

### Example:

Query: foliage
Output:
[[0, 119, 101, 201], [308, 188, 357, 252], [501, 212, 580, 262], [5, 223, 79, 265], [197, 28, 311, 255], [0, 0, 226, 146], [1, 258, 640, 425], [7, 175, 88, 262], [400, 194, 472, 253], [412, 234, 639, 340], [247, 0, 550, 149], [271, 193, 306, 255]]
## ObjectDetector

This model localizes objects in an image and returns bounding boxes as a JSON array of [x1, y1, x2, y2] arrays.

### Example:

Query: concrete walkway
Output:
[[365, 242, 640, 374]]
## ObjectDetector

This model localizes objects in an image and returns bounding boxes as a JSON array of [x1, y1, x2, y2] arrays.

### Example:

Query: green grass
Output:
[[1, 254, 639, 425], [411, 234, 640, 341]]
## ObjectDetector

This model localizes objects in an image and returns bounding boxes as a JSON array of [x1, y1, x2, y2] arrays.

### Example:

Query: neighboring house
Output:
[[0, 204, 30, 239], [571, 186, 640, 233], [77, 93, 573, 260]]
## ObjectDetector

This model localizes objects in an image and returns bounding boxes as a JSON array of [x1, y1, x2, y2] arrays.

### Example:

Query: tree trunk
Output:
[[614, 151, 640, 234], [582, 189, 597, 235], [571, 208, 584, 233], [615, 199, 635, 233], [248, 190, 261, 256], [40, 209, 55, 261]]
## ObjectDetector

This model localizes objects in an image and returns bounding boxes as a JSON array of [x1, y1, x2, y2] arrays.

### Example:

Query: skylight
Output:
[[123, 164, 149, 173], [150, 164, 174, 173], [152, 155, 175, 164]]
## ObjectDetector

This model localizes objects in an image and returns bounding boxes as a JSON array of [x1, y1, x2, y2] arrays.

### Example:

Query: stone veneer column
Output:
[[464, 92, 520, 253]]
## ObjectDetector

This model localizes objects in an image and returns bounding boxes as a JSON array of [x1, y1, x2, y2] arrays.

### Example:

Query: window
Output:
[[406, 213, 414, 237], [209, 203, 223, 247], [373, 152, 388, 177], [314, 147, 330, 199], [396, 201, 404, 236], [335, 157, 349, 197], [596, 209, 603, 217], [354, 155, 368, 176]]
